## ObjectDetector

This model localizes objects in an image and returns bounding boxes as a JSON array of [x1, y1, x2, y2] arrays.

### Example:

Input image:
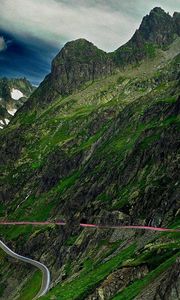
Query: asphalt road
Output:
[[0, 223, 178, 299], [0, 240, 50, 299]]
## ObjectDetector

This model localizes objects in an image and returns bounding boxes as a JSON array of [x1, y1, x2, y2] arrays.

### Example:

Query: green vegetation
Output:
[[112, 252, 179, 300], [65, 234, 79, 246], [59, 39, 108, 64], [0, 171, 80, 241], [0, 30, 180, 300], [144, 43, 156, 58], [17, 271, 42, 300], [41, 244, 136, 300]]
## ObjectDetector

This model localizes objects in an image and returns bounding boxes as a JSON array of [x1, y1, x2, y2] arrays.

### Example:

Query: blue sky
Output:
[[0, 0, 179, 85]]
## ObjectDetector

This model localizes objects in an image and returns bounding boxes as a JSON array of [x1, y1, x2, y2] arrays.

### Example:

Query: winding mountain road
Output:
[[0, 222, 179, 299], [0, 240, 50, 299]]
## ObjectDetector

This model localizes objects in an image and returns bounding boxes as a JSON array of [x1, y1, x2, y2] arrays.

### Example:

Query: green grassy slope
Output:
[[0, 43, 179, 299]]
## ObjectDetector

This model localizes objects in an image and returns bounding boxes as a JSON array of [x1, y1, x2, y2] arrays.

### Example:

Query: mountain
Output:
[[0, 7, 180, 300], [114, 7, 180, 65], [24, 8, 180, 112], [24, 38, 114, 110], [0, 78, 34, 129]]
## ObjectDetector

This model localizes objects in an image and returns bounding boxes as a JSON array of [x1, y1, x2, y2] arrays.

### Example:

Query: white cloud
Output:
[[0, 36, 7, 52], [0, 0, 179, 52], [0, 0, 139, 51]]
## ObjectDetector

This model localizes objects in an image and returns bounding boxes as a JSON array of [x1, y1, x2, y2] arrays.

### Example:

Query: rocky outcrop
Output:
[[135, 259, 180, 300], [114, 7, 180, 65], [173, 12, 180, 36], [86, 265, 148, 300], [26, 39, 114, 109], [139, 7, 176, 46], [51, 39, 114, 95], [22, 8, 180, 111], [38, 148, 82, 193]]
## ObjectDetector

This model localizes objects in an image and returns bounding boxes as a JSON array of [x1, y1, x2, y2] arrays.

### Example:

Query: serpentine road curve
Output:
[[0, 240, 50, 299]]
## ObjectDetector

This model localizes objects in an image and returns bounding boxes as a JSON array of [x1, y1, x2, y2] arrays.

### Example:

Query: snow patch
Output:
[[7, 108, 17, 116], [5, 118, 10, 125], [11, 88, 24, 100]]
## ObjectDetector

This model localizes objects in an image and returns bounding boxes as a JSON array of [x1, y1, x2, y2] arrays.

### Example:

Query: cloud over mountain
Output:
[[0, 0, 179, 84]]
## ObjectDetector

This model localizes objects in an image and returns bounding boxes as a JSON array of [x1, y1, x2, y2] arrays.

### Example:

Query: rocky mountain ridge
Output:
[[114, 7, 180, 65], [25, 8, 180, 110]]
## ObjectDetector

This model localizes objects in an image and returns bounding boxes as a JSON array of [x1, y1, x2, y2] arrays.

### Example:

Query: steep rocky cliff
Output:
[[0, 7, 179, 300], [26, 39, 113, 109], [114, 7, 180, 65]]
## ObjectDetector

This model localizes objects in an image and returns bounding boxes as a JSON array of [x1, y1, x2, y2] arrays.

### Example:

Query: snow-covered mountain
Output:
[[0, 78, 34, 129]]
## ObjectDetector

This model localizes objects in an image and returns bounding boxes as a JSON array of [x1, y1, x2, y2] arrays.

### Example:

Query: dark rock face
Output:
[[114, 7, 180, 65], [135, 259, 180, 300], [0, 78, 11, 101], [25, 39, 114, 109], [173, 12, 180, 35], [51, 39, 114, 95], [86, 265, 148, 300], [0, 127, 27, 165], [38, 149, 82, 193], [139, 7, 176, 46]]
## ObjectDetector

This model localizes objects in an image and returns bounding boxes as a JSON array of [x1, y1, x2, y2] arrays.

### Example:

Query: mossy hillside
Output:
[[0, 171, 80, 242], [0, 44, 179, 299], [17, 270, 42, 300], [41, 244, 136, 300], [40, 238, 180, 300], [0, 70, 154, 201], [1, 88, 178, 240], [3, 93, 179, 237], [54, 39, 109, 64], [2, 56, 177, 181], [125, 240, 180, 269], [0, 248, 37, 300], [91, 238, 180, 300], [83, 91, 180, 211], [1, 95, 177, 299], [1, 72, 179, 242], [0, 249, 9, 297]]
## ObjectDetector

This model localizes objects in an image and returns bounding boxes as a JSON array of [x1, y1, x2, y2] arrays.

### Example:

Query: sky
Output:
[[0, 0, 179, 85]]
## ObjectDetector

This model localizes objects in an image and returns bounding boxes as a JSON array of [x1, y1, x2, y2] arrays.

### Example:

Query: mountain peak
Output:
[[53, 38, 107, 66], [139, 7, 174, 46], [26, 7, 179, 109], [150, 7, 166, 14], [49, 38, 113, 96], [114, 7, 179, 65], [62, 38, 96, 54], [64, 38, 93, 47]]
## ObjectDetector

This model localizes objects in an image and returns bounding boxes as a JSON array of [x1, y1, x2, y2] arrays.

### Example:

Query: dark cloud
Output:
[[0, 30, 59, 85]]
